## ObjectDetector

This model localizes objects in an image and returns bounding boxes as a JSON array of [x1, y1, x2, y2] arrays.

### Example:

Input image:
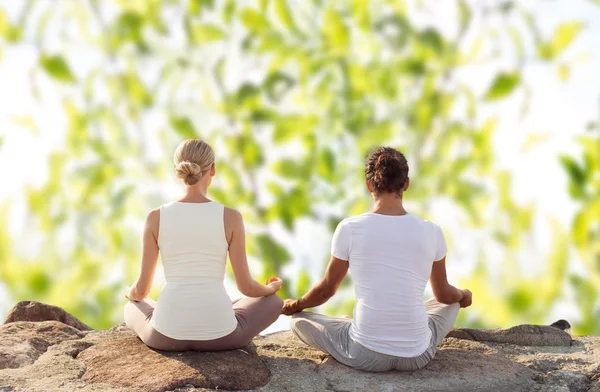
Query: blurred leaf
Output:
[[0, 9, 22, 42], [236, 83, 261, 105], [170, 116, 197, 138], [508, 26, 525, 64], [550, 22, 585, 58], [40, 54, 75, 83], [255, 234, 291, 264], [559, 155, 586, 198], [418, 28, 444, 54], [458, 0, 471, 34], [191, 23, 227, 43], [274, 0, 295, 30], [295, 270, 311, 296], [238, 134, 264, 167], [521, 132, 550, 153], [240, 8, 269, 32], [188, 0, 215, 15], [263, 71, 295, 101], [10, 115, 38, 134], [111, 12, 146, 51], [273, 115, 318, 144], [351, 0, 370, 29], [273, 159, 310, 179], [318, 148, 336, 180], [121, 73, 153, 107], [0, 9, 7, 36], [499, 1, 515, 13], [223, 0, 236, 24], [508, 288, 532, 312], [558, 63, 570, 81], [484, 71, 520, 100], [323, 8, 349, 52]]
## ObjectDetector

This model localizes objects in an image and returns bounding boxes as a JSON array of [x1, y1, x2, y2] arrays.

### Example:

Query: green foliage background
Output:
[[0, 0, 598, 334]]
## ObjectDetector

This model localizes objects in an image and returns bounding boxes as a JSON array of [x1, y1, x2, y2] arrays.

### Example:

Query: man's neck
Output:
[[372, 193, 407, 216]]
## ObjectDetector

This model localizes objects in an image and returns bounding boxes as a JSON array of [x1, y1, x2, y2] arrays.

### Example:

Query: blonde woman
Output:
[[124, 139, 283, 351]]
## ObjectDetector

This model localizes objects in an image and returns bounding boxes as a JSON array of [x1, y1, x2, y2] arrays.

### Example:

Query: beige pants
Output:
[[290, 298, 460, 372], [124, 294, 283, 351]]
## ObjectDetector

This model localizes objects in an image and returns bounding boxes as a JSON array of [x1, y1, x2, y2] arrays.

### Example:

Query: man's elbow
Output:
[[433, 290, 455, 305], [318, 286, 336, 301]]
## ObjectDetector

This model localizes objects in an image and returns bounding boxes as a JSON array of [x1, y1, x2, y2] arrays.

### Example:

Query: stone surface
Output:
[[4, 301, 93, 331], [447, 324, 573, 346], [0, 321, 86, 370], [77, 335, 270, 391], [0, 302, 599, 392]]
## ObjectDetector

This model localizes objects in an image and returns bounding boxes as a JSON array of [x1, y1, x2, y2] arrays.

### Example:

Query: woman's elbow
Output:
[[237, 282, 254, 297]]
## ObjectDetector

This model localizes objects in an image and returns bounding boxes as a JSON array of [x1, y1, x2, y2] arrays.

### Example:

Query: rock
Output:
[[317, 348, 536, 392], [0, 321, 86, 369], [447, 324, 573, 346], [0, 302, 599, 392], [3, 301, 93, 331], [77, 335, 270, 391]]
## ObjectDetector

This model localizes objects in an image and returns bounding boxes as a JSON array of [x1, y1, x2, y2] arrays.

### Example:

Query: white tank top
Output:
[[150, 201, 237, 340]]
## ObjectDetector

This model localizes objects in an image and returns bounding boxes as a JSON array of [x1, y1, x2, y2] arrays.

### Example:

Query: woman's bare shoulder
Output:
[[146, 208, 161, 230], [223, 207, 243, 227]]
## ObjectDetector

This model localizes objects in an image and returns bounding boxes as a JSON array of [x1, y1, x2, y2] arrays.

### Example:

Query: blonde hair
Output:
[[173, 139, 215, 186]]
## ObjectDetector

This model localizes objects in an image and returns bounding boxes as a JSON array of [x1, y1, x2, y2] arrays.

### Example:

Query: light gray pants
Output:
[[290, 298, 460, 372], [124, 294, 283, 351]]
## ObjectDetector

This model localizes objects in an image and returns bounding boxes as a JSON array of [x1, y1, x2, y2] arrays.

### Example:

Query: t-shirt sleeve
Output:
[[433, 224, 447, 262], [331, 220, 351, 261]]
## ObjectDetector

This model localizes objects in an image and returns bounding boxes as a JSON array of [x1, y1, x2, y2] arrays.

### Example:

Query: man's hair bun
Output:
[[365, 147, 409, 195]]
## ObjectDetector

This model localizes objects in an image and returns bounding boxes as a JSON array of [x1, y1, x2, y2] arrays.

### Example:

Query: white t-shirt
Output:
[[331, 212, 447, 357]]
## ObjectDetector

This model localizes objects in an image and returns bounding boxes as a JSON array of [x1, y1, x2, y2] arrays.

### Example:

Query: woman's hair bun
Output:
[[173, 139, 215, 186], [175, 161, 203, 185]]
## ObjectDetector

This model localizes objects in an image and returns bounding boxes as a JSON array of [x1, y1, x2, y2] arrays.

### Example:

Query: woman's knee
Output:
[[265, 294, 283, 310], [123, 301, 137, 328], [262, 294, 283, 321]]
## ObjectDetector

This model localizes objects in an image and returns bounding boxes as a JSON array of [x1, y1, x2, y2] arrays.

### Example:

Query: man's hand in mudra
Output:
[[282, 299, 300, 316]]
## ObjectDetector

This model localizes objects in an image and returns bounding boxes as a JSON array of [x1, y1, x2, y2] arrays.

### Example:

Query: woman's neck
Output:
[[178, 183, 211, 203], [371, 193, 407, 216]]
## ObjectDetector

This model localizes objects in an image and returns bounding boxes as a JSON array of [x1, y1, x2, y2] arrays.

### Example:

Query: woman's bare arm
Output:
[[225, 207, 282, 297], [126, 209, 160, 302]]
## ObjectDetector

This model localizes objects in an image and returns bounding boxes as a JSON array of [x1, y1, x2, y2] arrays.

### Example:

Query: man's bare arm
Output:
[[282, 256, 349, 315]]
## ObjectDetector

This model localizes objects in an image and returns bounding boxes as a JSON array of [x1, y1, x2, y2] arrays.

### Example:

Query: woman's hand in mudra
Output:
[[125, 286, 134, 302], [265, 276, 283, 295]]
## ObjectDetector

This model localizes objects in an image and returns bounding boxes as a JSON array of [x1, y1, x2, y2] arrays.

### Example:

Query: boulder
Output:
[[77, 335, 270, 391], [0, 302, 599, 392], [3, 301, 93, 331], [0, 321, 86, 369], [447, 324, 573, 346]]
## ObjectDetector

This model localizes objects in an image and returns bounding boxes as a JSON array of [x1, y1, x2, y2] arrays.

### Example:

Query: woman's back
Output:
[[151, 201, 237, 340], [333, 212, 446, 357]]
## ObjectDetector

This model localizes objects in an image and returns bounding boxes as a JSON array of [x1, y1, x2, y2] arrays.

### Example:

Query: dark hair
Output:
[[365, 146, 409, 195]]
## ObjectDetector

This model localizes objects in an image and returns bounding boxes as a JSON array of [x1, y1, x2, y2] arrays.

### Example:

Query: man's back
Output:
[[333, 213, 447, 357]]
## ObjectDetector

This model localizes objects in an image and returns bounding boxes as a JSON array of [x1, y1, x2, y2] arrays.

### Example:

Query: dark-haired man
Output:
[[282, 147, 472, 372]]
